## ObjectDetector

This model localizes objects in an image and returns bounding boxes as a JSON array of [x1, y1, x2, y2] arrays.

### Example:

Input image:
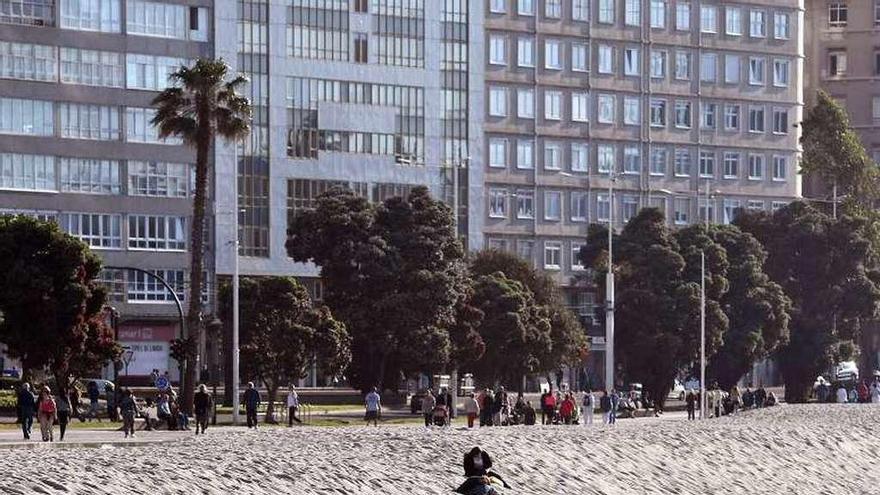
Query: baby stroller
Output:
[[432, 405, 449, 426]]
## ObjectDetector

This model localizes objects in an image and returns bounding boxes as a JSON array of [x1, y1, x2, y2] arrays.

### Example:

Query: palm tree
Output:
[[152, 59, 251, 413]]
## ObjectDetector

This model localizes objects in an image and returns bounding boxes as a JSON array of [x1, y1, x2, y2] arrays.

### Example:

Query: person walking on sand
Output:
[[582, 389, 595, 426], [56, 388, 71, 441], [523, 401, 537, 425], [364, 386, 381, 426], [871, 378, 880, 404], [36, 386, 57, 442], [86, 381, 101, 422], [730, 386, 742, 416], [464, 392, 480, 428], [244, 382, 261, 429], [287, 384, 302, 426], [194, 384, 213, 434], [17, 382, 35, 440], [559, 393, 575, 425], [119, 389, 138, 438], [422, 389, 437, 427], [600, 391, 612, 425], [685, 390, 697, 420]]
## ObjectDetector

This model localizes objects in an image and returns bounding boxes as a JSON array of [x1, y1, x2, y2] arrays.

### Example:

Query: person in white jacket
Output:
[[582, 389, 595, 426], [871, 379, 880, 403], [287, 384, 302, 426], [463, 392, 480, 428]]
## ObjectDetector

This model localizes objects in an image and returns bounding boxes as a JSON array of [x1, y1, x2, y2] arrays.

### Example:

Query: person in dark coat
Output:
[[194, 384, 213, 435], [243, 382, 261, 428], [456, 447, 511, 495], [17, 383, 36, 440]]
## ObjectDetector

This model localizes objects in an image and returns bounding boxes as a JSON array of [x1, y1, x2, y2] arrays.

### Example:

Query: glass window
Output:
[[723, 152, 739, 178], [676, 2, 690, 30], [128, 214, 186, 250], [724, 104, 740, 130], [489, 138, 508, 168], [544, 241, 562, 269], [623, 146, 640, 173], [572, 92, 589, 122], [828, 3, 846, 27], [128, 160, 189, 197], [60, 47, 124, 87], [748, 57, 765, 85], [518, 0, 534, 15], [747, 200, 764, 211], [597, 144, 615, 173], [748, 106, 765, 133], [596, 193, 610, 221], [829, 51, 847, 77], [126, 107, 180, 144], [0, 0, 55, 26], [544, 0, 561, 18], [622, 195, 638, 221], [516, 139, 534, 169], [650, 0, 665, 28], [489, 86, 508, 116], [544, 141, 562, 169], [724, 54, 740, 83], [126, 0, 187, 39], [59, 157, 120, 194], [571, 143, 589, 172], [675, 50, 690, 80], [625, 0, 640, 26], [674, 100, 691, 128], [490, 0, 505, 13], [701, 102, 717, 129], [725, 6, 741, 35], [699, 150, 715, 178], [650, 98, 666, 127], [700, 52, 717, 82], [773, 59, 790, 87], [544, 90, 561, 120], [0, 42, 56, 82], [572, 43, 588, 71], [287, 0, 348, 61], [126, 269, 185, 303], [749, 10, 766, 37], [598, 45, 613, 74], [624, 47, 640, 76], [624, 96, 640, 125], [674, 148, 691, 176], [59, 212, 122, 248], [650, 50, 666, 78], [517, 88, 534, 118], [544, 191, 561, 220], [598, 0, 614, 24], [545, 39, 561, 69], [489, 35, 506, 65], [723, 199, 741, 225], [517, 239, 534, 264], [517, 37, 534, 67], [571, 243, 586, 270], [773, 108, 789, 134], [674, 198, 690, 225], [572, 0, 589, 21], [0, 152, 55, 191], [489, 188, 507, 218], [748, 154, 765, 179], [700, 5, 716, 33], [126, 53, 186, 91], [598, 94, 615, 124], [0, 97, 54, 135], [774, 12, 790, 39], [650, 147, 667, 175], [772, 155, 787, 181], [516, 190, 534, 219], [59, 102, 120, 140], [60, 0, 120, 32]]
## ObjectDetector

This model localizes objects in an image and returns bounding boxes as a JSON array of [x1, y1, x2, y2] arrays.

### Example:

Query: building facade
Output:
[[482, 0, 803, 386], [0, 0, 213, 381]]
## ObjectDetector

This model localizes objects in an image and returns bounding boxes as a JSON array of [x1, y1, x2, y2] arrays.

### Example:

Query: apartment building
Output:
[[483, 0, 803, 384], [0, 0, 213, 381]]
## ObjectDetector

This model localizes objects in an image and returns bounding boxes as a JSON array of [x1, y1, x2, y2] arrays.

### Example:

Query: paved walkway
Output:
[[0, 427, 192, 448]]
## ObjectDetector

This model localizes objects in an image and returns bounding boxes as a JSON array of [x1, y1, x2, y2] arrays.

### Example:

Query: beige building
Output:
[[482, 0, 804, 384]]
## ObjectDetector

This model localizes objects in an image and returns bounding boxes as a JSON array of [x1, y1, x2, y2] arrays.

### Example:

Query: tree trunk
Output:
[[265, 383, 278, 423]]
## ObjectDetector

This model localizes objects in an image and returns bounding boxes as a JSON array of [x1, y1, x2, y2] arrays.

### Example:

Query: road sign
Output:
[[156, 376, 170, 390]]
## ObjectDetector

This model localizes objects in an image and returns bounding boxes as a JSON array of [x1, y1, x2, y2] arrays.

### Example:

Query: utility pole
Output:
[[700, 250, 706, 420], [232, 142, 241, 426], [605, 174, 615, 393]]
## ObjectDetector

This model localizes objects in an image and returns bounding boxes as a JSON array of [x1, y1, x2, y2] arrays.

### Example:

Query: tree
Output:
[[580, 209, 728, 406], [467, 272, 552, 388], [469, 249, 588, 374], [219, 277, 350, 421], [152, 59, 251, 413], [735, 202, 880, 402], [287, 186, 473, 392], [800, 90, 878, 211], [0, 215, 120, 389]]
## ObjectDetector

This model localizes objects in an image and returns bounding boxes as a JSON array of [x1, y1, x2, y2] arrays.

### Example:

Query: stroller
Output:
[[432, 405, 450, 426]]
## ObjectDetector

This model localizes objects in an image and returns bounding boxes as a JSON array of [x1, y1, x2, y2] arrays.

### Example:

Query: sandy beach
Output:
[[2, 404, 878, 494]]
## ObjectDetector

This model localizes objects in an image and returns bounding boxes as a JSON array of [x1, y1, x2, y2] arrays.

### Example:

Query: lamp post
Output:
[[605, 173, 615, 394], [232, 141, 241, 426]]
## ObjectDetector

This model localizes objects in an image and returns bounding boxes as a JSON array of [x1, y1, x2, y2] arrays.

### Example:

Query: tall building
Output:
[[482, 0, 803, 385], [212, 0, 485, 309], [0, 0, 213, 381]]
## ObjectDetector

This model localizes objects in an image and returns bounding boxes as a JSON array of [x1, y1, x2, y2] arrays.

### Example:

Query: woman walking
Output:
[[56, 388, 71, 441], [36, 386, 57, 442]]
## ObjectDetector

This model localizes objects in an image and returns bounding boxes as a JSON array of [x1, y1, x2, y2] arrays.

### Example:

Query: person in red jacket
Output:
[[559, 393, 575, 425]]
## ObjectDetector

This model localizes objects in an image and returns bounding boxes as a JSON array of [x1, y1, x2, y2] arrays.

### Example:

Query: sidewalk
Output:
[[0, 427, 192, 448]]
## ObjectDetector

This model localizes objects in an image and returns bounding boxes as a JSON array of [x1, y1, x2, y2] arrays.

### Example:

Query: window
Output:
[[126, 54, 186, 90], [572, 43, 588, 71], [699, 151, 715, 177], [59, 158, 120, 194], [59, 102, 120, 140], [696, 197, 712, 224], [598, 0, 614, 24], [622, 195, 638, 221], [489, 35, 506, 65], [674, 198, 690, 225], [725, 54, 740, 84], [61, 0, 120, 32], [772, 156, 787, 181], [517, 139, 534, 169], [489, 188, 507, 218], [545, 40, 562, 69], [723, 152, 739, 178], [128, 161, 189, 197], [571, 191, 588, 221], [571, 243, 585, 270], [650, 98, 666, 127], [0, 0, 55, 26], [353, 34, 368, 63], [596, 193, 610, 221], [650, 50, 666, 78], [675, 51, 690, 80], [126, 0, 188, 39], [624, 96, 640, 125], [725, 7, 741, 35], [516, 190, 534, 219], [700, 5, 716, 33], [544, 241, 562, 269], [674, 148, 691, 176], [828, 3, 847, 27], [128, 214, 186, 250], [749, 10, 766, 37], [0, 97, 54, 136], [545, 0, 561, 17], [572, 0, 589, 21], [745, 200, 763, 212], [598, 45, 613, 74], [624, 146, 640, 173], [773, 108, 789, 134], [829, 51, 846, 77], [748, 154, 764, 179], [517, 88, 534, 119], [625, 0, 640, 26], [517, 239, 534, 264], [59, 211, 122, 249], [674, 100, 691, 128], [676, 2, 690, 30], [572, 92, 589, 122], [489, 139, 508, 168], [748, 106, 765, 133], [722, 199, 741, 225], [774, 12, 790, 39], [571, 143, 589, 172], [518, 0, 534, 15], [490, 0, 505, 13], [597, 144, 615, 173], [650, 0, 665, 28], [127, 269, 185, 303], [544, 90, 561, 120], [624, 47, 640, 76], [700, 53, 717, 82], [489, 87, 508, 116], [354, 0, 368, 12], [771, 201, 787, 212], [544, 141, 562, 169], [598, 94, 615, 124], [701, 102, 717, 129], [875, 52, 880, 76], [650, 147, 667, 175], [517, 38, 535, 67], [60, 47, 124, 87], [0, 42, 56, 82], [748, 57, 765, 85], [544, 191, 561, 220], [126, 107, 180, 144], [724, 104, 740, 130], [874, 97, 880, 120], [0, 153, 55, 191]]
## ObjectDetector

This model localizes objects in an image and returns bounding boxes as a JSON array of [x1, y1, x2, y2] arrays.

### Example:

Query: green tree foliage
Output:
[[287, 186, 476, 392], [580, 209, 728, 405], [152, 58, 251, 413], [469, 249, 588, 373], [0, 215, 119, 388], [467, 272, 552, 388], [219, 277, 350, 421], [735, 202, 880, 402], [800, 90, 877, 209]]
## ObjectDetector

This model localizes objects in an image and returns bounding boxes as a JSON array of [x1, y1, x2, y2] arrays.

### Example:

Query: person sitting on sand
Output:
[[523, 401, 536, 425], [456, 447, 511, 495]]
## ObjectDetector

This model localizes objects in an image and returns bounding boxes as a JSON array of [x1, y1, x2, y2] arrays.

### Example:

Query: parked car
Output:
[[669, 379, 686, 401], [77, 378, 115, 398]]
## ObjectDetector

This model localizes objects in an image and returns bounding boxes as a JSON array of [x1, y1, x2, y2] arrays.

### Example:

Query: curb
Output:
[[0, 436, 190, 449]]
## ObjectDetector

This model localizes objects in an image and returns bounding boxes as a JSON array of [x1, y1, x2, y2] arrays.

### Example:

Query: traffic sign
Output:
[[156, 376, 170, 390]]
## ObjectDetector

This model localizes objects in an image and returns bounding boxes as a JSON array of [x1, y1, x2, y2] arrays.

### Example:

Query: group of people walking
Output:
[[460, 388, 623, 428], [684, 384, 778, 420], [15, 383, 68, 442]]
